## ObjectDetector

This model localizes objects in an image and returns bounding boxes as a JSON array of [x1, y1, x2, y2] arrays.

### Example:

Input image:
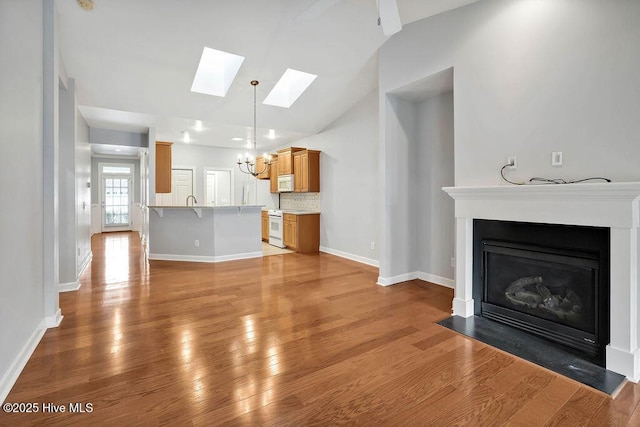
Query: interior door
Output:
[[172, 169, 194, 206], [102, 175, 132, 232], [206, 173, 217, 206], [205, 169, 232, 206]]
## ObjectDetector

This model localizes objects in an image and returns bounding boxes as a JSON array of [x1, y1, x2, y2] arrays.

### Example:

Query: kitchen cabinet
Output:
[[293, 150, 320, 193], [276, 147, 303, 176], [283, 213, 320, 253], [261, 211, 269, 241], [255, 156, 271, 180], [270, 158, 279, 193], [155, 141, 173, 193]]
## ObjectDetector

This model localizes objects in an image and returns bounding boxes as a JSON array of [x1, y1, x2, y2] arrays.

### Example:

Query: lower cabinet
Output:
[[283, 213, 320, 253], [261, 211, 269, 241]]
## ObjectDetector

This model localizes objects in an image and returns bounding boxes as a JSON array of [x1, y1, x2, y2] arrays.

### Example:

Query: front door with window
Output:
[[102, 175, 132, 232]]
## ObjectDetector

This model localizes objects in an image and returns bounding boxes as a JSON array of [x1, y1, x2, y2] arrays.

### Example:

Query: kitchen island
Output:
[[148, 205, 263, 262]]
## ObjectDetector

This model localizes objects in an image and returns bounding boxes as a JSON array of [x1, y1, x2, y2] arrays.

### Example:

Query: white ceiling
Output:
[[58, 0, 478, 151]]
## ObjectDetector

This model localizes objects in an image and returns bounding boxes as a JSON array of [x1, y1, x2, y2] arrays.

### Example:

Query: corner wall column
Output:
[[452, 216, 474, 317]]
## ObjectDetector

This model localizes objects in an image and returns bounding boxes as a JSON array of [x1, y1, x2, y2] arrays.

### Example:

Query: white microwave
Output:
[[277, 174, 294, 192]]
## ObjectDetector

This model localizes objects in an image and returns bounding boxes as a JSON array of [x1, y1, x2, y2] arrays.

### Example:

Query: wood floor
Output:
[[4, 232, 640, 425]]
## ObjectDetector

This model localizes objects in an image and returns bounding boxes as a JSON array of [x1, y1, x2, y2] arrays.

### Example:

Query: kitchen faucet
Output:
[[186, 195, 198, 206]]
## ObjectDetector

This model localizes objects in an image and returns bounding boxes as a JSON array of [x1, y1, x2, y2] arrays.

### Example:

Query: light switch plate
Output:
[[552, 152, 563, 166]]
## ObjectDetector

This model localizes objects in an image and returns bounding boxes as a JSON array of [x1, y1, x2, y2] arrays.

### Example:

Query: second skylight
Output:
[[263, 69, 317, 108]]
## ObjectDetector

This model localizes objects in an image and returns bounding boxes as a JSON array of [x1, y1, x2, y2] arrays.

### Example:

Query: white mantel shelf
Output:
[[443, 181, 640, 381], [443, 182, 640, 229]]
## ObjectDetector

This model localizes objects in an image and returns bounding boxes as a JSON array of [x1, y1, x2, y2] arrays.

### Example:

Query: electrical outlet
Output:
[[552, 151, 563, 166], [451, 257, 455, 268], [506, 156, 517, 169], [370, 242, 375, 250], [194, 240, 199, 247]]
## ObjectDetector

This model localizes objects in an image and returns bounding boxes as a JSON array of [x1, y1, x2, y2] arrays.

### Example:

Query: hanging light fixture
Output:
[[237, 80, 271, 177]]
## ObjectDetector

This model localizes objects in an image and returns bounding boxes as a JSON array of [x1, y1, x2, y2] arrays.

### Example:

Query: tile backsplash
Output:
[[280, 192, 320, 211]]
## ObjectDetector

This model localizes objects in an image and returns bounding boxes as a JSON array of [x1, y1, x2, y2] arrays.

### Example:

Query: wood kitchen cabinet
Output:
[[270, 158, 279, 193], [276, 147, 303, 176], [255, 156, 271, 180], [293, 149, 320, 192], [261, 211, 269, 241], [283, 213, 320, 253], [155, 141, 173, 193]]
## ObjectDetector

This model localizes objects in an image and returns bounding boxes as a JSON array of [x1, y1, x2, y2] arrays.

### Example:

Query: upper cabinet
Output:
[[293, 150, 320, 193], [255, 156, 270, 180], [270, 157, 279, 193], [276, 147, 304, 176], [155, 141, 173, 193]]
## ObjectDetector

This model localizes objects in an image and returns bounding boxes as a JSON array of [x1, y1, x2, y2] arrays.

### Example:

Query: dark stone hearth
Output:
[[437, 315, 625, 395]]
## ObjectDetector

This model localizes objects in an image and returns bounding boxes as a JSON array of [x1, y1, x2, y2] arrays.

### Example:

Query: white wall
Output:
[[378, 0, 640, 282], [286, 90, 379, 264], [380, 0, 640, 185], [76, 109, 91, 272], [416, 92, 455, 281], [0, 0, 46, 402], [58, 79, 77, 285]]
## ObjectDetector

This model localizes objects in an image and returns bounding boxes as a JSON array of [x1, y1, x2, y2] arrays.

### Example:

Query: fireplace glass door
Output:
[[481, 241, 601, 358]]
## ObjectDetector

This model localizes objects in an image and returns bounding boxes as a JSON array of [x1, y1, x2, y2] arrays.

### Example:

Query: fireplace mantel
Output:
[[443, 182, 640, 381]]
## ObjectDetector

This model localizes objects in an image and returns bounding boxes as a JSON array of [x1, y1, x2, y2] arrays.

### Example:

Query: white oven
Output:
[[268, 209, 285, 248]]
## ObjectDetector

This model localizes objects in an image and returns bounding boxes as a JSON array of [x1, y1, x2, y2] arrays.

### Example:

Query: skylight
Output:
[[190, 47, 244, 97], [263, 69, 317, 108]]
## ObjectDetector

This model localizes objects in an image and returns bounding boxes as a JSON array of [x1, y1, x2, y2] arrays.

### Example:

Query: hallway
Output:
[[4, 232, 640, 425]]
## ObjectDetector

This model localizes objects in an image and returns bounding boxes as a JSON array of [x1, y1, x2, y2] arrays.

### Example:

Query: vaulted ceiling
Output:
[[57, 0, 478, 150]]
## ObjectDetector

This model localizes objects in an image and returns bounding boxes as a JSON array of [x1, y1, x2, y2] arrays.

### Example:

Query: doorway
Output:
[[99, 163, 134, 232], [204, 168, 233, 206]]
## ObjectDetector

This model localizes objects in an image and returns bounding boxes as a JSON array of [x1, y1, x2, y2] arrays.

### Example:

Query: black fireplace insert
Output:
[[473, 220, 610, 365]]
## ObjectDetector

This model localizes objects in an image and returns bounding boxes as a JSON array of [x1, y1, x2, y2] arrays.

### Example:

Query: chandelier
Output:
[[237, 80, 271, 177]]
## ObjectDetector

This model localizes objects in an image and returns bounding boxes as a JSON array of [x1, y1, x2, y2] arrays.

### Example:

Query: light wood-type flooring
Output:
[[4, 231, 640, 425]]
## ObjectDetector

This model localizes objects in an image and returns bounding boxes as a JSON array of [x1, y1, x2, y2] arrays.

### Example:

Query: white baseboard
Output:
[[319, 246, 379, 267], [378, 271, 455, 289], [77, 251, 92, 277], [148, 251, 262, 263], [417, 272, 455, 289], [377, 272, 419, 286], [45, 308, 63, 328], [58, 280, 80, 292], [0, 319, 46, 404]]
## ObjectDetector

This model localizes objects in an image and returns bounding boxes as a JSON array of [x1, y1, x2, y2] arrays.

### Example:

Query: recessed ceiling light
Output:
[[115, 148, 121, 152], [231, 137, 243, 141], [190, 47, 245, 97], [263, 68, 317, 108], [181, 131, 191, 143], [194, 120, 204, 132], [268, 129, 276, 140]]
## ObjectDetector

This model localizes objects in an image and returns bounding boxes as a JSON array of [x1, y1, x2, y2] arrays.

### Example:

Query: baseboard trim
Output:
[[378, 271, 455, 289], [0, 319, 46, 404], [45, 308, 63, 328], [417, 272, 455, 289], [77, 251, 92, 277], [377, 272, 418, 286], [319, 246, 379, 267], [58, 280, 80, 292], [148, 252, 262, 263]]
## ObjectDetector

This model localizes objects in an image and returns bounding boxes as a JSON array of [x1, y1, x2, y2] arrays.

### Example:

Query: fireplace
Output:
[[473, 220, 610, 365], [443, 182, 640, 381]]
